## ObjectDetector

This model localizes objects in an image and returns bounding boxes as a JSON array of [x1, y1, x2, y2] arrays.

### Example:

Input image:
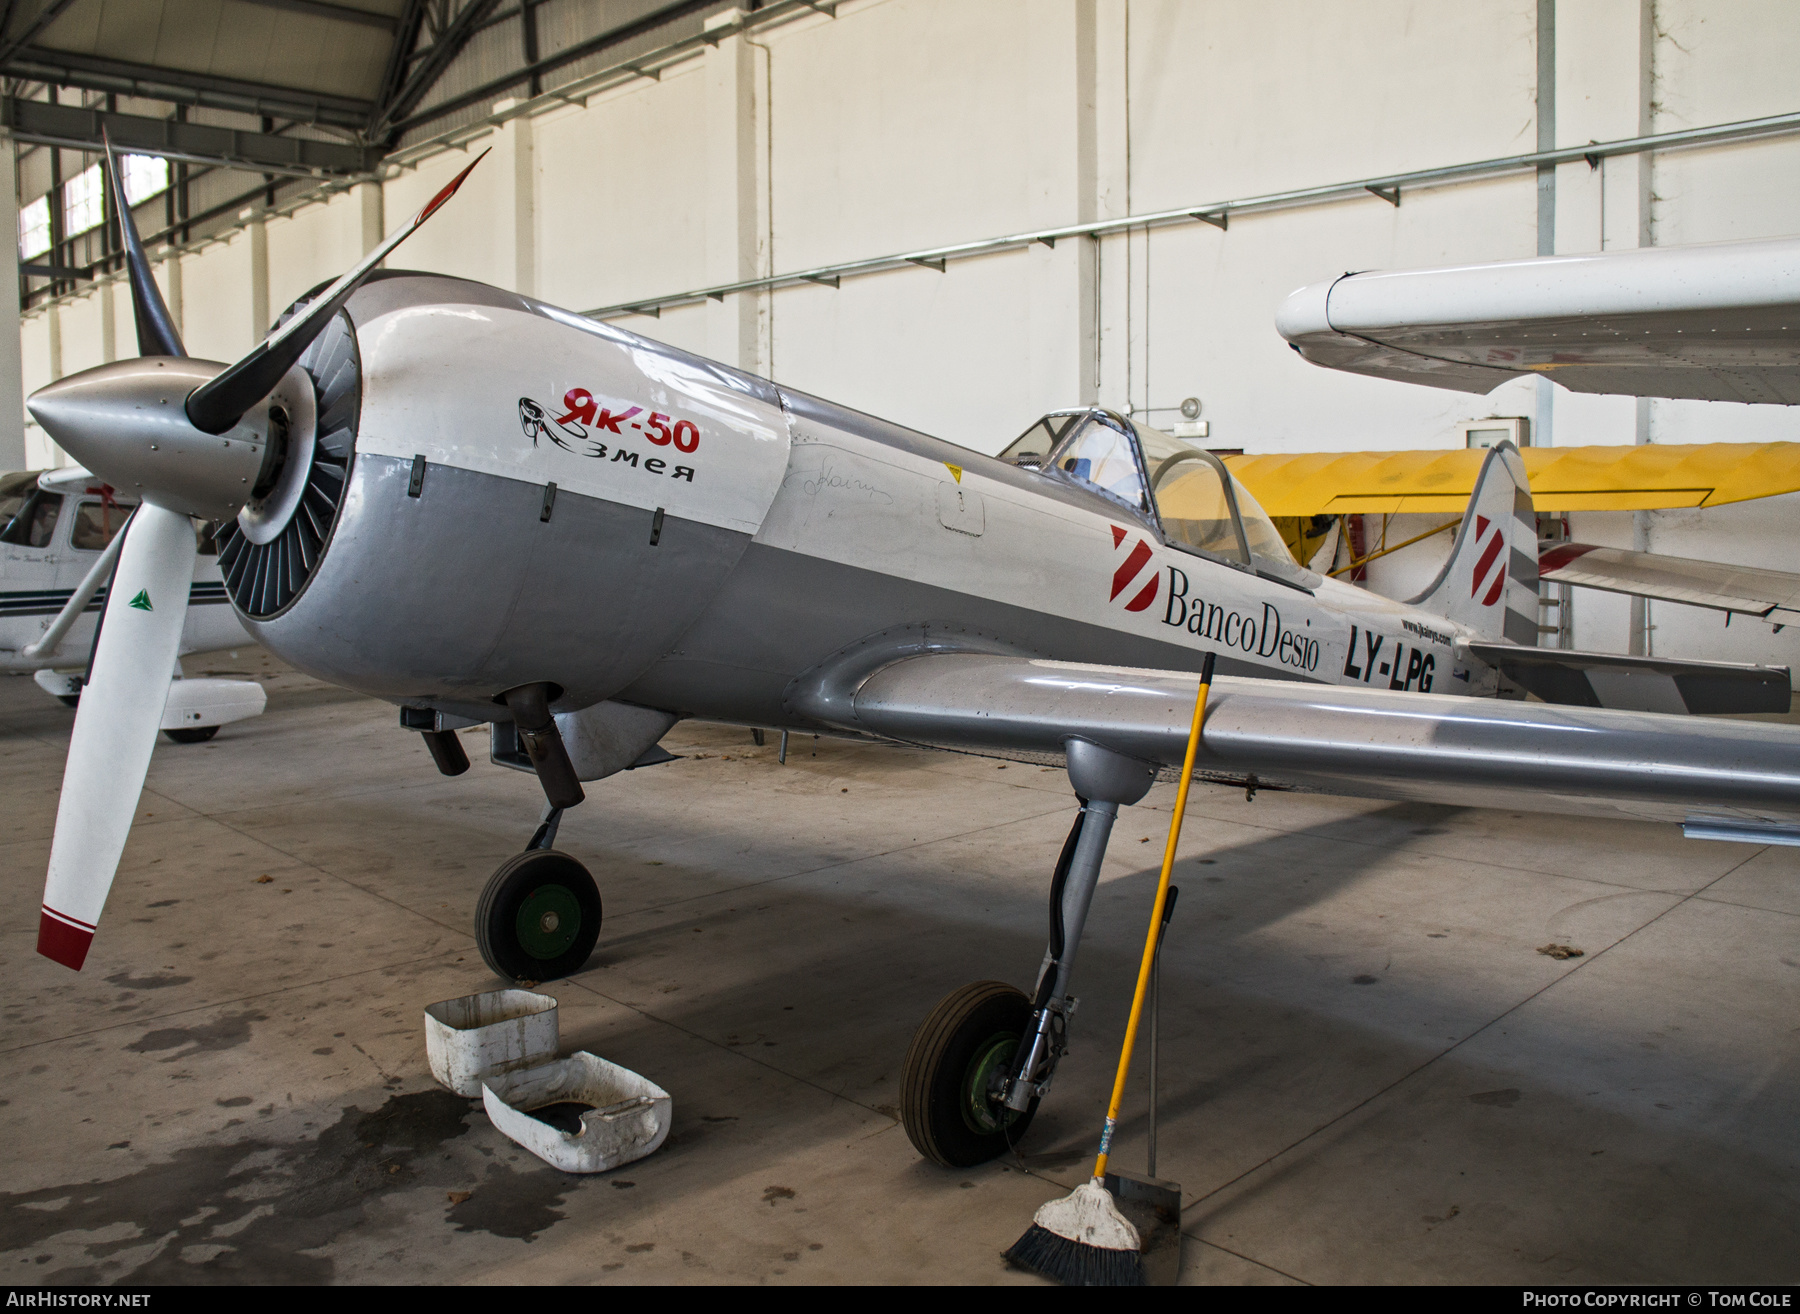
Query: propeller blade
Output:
[[38, 504, 197, 970], [101, 131, 186, 358], [185, 150, 488, 435]]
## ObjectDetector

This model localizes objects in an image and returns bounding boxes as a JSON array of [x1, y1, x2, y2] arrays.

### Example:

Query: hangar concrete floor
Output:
[[3, 653, 1799, 1286]]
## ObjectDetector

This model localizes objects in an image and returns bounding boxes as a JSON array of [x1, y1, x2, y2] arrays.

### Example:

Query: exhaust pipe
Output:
[[502, 683, 586, 810]]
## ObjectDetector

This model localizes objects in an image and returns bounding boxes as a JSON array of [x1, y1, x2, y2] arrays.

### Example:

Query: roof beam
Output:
[[366, 0, 499, 141], [233, 0, 399, 31], [4, 46, 373, 127], [3, 97, 377, 177], [370, 0, 427, 113], [0, 0, 82, 66], [391, 0, 710, 134]]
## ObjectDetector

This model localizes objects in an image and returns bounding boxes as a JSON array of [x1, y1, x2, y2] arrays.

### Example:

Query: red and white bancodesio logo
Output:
[[1468, 514, 1506, 607], [1110, 525, 1160, 612]]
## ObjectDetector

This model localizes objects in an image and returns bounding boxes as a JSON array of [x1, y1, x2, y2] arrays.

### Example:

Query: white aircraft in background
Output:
[[1278, 235, 1800, 620], [0, 464, 265, 740], [21, 143, 1800, 1174]]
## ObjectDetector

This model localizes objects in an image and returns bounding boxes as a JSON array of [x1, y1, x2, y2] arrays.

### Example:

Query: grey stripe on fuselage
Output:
[[618, 539, 1301, 730], [245, 452, 754, 719]]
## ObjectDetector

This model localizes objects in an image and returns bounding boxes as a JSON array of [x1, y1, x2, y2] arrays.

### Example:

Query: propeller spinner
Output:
[[29, 141, 484, 969]]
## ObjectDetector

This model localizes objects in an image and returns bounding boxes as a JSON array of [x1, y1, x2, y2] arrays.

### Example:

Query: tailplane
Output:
[[1408, 441, 1539, 645]]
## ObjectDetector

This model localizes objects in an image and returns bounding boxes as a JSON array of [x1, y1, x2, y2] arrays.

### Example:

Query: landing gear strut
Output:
[[475, 684, 601, 982], [900, 739, 1153, 1167]]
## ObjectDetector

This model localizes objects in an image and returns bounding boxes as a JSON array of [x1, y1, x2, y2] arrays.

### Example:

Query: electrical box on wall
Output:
[[1462, 417, 1530, 448]]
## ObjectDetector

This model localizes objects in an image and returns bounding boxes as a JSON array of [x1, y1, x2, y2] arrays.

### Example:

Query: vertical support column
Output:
[[1625, 0, 1655, 656], [358, 179, 385, 256], [1534, 0, 1557, 452], [160, 245, 182, 342], [39, 305, 65, 468], [248, 213, 269, 339], [1071, 0, 1098, 405], [491, 106, 536, 298], [99, 279, 116, 364], [0, 129, 25, 472], [704, 32, 770, 377], [1025, 0, 1097, 410], [1092, 0, 1130, 413]]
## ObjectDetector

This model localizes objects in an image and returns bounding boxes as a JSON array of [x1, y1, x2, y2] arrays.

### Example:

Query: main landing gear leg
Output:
[[475, 684, 601, 983], [900, 739, 1154, 1167]]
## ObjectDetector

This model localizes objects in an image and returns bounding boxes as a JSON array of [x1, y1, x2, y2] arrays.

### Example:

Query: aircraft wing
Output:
[[792, 653, 1800, 835], [1275, 237, 1800, 404], [1541, 541, 1800, 619]]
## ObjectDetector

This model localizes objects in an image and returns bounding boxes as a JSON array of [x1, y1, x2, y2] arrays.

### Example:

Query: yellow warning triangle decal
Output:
[[944, 463, 963, 483]]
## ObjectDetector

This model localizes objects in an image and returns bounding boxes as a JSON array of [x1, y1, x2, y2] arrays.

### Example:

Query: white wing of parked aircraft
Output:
[[1275, 236, 1800, 404]]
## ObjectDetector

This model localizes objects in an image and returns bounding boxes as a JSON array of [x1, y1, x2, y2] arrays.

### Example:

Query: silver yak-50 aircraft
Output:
[[27, 147, 1800, 1168]]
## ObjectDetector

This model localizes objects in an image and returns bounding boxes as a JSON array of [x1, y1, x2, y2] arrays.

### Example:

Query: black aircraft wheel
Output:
[[163, 726, 219, 744], [901, 980, 1038, 1167], [475, 849, 602, 983], [57, 694, 80, 709]]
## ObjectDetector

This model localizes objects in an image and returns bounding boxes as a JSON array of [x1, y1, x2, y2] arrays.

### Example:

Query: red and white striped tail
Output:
[[1407, 442, 1539, 645]]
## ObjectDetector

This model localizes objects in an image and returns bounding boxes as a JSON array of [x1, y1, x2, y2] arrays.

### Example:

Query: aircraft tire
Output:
[[901, 980, 1037, 1167], [476, 848, 602, 983], [164, 726, 219, 743]]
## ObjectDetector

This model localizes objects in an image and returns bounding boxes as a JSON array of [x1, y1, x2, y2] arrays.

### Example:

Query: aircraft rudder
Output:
[[1406, 441, 1538, 644]]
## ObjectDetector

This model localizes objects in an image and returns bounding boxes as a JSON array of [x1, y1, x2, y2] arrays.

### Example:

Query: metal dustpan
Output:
[[481, 1051, 671, 1174]]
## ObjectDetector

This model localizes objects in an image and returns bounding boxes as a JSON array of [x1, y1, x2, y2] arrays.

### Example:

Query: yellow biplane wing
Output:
[[1223, 442, 1800, 518]]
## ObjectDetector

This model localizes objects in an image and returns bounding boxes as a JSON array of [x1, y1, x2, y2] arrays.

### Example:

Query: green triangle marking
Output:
[[128, 590, 153, 612]]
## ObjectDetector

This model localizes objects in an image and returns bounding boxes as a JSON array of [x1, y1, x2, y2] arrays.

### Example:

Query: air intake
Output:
[[215, 304, 360, 618]]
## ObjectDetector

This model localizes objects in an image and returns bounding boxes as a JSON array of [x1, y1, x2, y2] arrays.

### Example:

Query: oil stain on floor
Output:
[[1, 1090, 578, 1283]]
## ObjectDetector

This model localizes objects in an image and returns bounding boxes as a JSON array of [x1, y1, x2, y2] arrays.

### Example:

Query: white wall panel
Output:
[[1126, 0, 1537, 211], [767, 0, 1046, 268], [771, 253, 1047, 453], [266, 190, 366, 323], [1649, 0, 1800, 246], [20, 313, 50, 399], [57, 292, 103, 378], [535, 70, 708, 312], [384, 150, 510, 291], [179, 235, 255, 365]]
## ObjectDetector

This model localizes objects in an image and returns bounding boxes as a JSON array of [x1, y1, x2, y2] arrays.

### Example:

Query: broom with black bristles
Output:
[[1004, 651, 1216, 1287]]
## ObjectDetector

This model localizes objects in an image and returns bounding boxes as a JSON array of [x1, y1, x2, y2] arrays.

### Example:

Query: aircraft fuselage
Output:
[[236, 273, 1492, 732]]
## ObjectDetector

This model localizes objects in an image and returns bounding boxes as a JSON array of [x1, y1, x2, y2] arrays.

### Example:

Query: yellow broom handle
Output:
[[1093, 651, 1215, 1180]]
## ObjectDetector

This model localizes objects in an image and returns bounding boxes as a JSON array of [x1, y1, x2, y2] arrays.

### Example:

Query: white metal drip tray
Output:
[[481, 1051, 672, 1174]]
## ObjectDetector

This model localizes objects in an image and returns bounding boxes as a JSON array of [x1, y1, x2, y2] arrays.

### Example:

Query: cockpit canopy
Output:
[[999, 408, 1311, 585]]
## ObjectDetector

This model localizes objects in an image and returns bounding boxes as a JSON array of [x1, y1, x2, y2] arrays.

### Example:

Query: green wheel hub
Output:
[[515, 883, 582, 960], [960, 1030, 1025, 1136]]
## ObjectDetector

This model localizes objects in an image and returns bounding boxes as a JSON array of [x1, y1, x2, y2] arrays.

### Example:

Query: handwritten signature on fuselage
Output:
[[799, 461, 893, 504]]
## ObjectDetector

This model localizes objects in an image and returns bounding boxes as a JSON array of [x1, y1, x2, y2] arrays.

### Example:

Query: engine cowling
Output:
[[242, 273, 794, 720]]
